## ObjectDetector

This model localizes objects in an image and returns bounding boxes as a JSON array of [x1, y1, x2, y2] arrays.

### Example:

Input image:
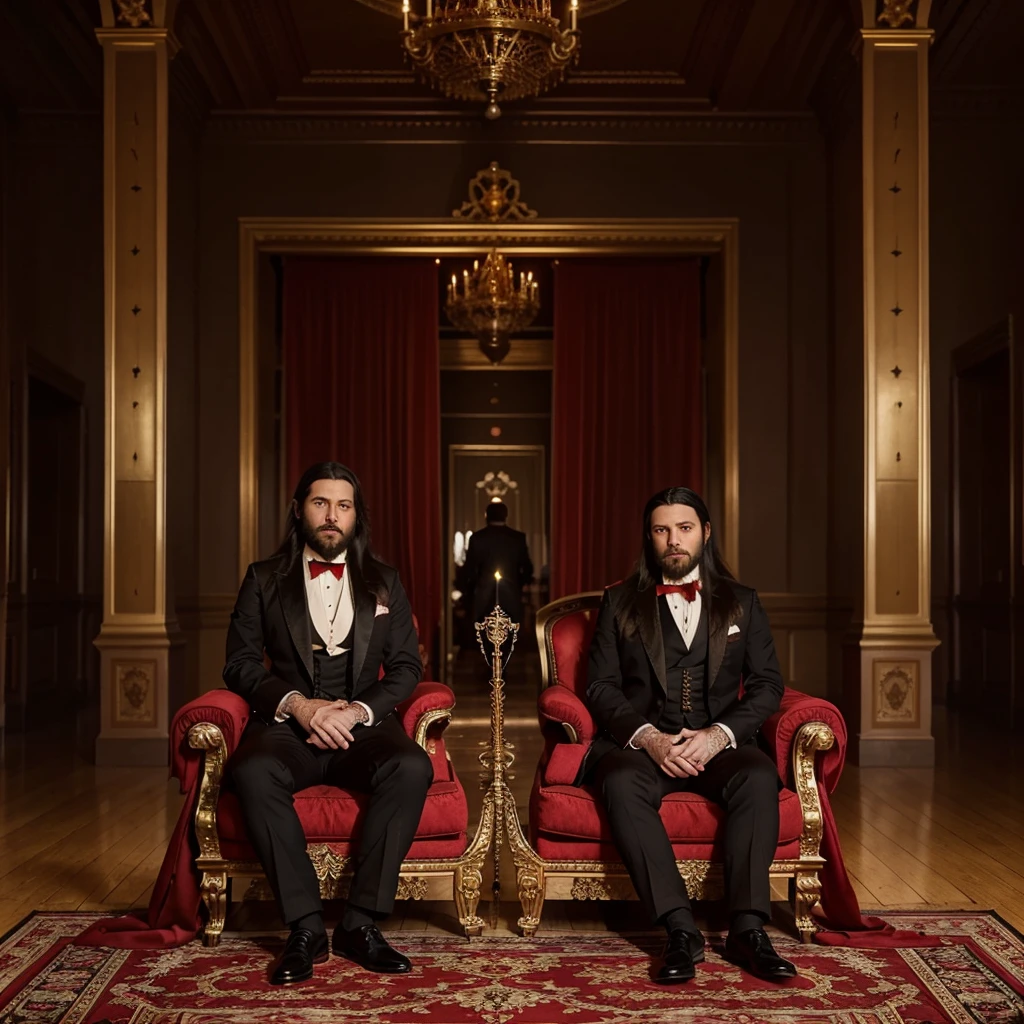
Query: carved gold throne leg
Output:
[[200, 870, 228, 947], [454, 862, 485, 938], [504, 798, 545, 937], [515, 859, 545, 938], [794, 870, 822, 944]]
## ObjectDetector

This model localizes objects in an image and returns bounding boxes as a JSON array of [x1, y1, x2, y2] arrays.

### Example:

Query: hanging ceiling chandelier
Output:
[[445, 250, 540, 364], [401, 0, 580, 119]]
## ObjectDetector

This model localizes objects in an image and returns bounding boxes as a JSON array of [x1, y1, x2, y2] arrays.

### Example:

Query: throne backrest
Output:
[[535, 592, 604, 699]]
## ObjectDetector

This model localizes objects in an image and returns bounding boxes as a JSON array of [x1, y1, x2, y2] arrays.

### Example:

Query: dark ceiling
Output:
[[0, 0, 1019, 118]]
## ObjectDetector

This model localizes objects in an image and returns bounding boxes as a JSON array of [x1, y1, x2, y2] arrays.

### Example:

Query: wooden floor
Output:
[[2, 651, 1023, 940]]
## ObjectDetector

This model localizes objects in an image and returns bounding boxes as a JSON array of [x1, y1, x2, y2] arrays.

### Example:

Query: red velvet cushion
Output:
[[216, 772, 469, 861], [543, 744, 589, 786], [530, 781, 804, 848], [549, 609, 599, 699]]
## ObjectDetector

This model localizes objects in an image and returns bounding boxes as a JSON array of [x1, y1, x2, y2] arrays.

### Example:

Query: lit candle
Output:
[[426, 0, 432, 18], [494, 570, 501, 608], [570, 0, 578, 31], [402, 0, 410, 31]]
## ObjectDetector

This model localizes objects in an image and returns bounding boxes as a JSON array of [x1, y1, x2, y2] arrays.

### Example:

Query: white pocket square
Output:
[[727, 624, 741, 636], [374, 604, 390, 618]]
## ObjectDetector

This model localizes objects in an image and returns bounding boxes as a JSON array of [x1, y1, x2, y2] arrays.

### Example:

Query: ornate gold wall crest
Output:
[[113, 660, 157, 725], [453, 162, 538, 222], [872, 661, 920, 727]]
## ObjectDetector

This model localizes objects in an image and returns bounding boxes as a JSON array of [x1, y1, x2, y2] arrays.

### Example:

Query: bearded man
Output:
[[223, 462, 430, 984], [581, 487, 797, 984]]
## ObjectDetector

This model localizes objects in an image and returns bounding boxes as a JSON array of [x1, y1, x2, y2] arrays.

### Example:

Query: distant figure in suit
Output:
[[459, 501, 534, 625]]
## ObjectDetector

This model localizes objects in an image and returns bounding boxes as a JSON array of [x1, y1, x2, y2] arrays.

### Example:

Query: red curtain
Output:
[[283, 258, 441, 662], [551, 260, 703, 598]]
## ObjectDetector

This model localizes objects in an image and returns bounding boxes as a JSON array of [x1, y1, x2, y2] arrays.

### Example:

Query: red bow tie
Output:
[[657, 580, 701, 601], [309, 561, 345, 581]]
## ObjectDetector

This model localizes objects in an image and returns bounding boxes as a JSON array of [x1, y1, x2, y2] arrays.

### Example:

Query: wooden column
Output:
[[856, 0, 937, 765], [94, 1, 181, 764]]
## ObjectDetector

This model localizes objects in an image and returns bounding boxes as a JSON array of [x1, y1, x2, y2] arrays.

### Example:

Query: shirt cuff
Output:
[[352, 701, 374, 727], [713, 722, 737, 748], [274, 690, 303, 723], [627, 723, 656, 749]]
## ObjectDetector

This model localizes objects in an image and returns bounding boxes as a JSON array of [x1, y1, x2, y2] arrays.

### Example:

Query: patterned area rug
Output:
[[1, 912, 1022, 1024]]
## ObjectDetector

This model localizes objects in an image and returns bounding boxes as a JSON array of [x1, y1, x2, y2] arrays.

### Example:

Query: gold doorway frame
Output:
[[237, 218, 740, 583]]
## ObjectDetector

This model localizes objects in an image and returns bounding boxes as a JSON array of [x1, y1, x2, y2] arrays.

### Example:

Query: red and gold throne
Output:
[[176, 672, 487, 945], [508, 592, 844, 941]]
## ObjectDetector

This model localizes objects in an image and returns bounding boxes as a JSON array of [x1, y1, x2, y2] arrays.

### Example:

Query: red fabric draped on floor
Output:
[[550, 259, 704, 598], [283, 257, 442, 665]]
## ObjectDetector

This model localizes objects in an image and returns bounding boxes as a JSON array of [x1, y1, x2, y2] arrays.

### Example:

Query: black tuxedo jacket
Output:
[[459, 524, 534, 622], [582, 577, 784, 779], [223, 547, 422, 725]]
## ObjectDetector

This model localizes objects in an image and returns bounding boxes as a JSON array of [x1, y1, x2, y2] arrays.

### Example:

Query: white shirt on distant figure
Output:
[[274, 546, 374, 725]]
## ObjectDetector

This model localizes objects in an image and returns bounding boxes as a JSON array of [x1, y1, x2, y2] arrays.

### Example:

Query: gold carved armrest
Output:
[[791, 721, 836, 859], [188, 722, 228, 862], [414, 707, 453, 753]]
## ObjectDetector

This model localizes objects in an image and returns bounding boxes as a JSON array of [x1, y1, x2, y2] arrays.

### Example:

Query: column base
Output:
[[93, 624, 184, 767], [850, 641, 938, 767]]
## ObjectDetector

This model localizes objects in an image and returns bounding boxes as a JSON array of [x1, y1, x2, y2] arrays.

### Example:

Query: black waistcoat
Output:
[[657, 596, 710, 733], [310, 612, 355, 701]]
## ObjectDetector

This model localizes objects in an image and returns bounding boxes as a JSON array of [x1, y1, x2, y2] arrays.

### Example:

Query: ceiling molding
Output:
[[204, 109, 820, 144]]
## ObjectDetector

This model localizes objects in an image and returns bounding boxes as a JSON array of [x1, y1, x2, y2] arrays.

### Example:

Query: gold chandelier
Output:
[[445, 250, 540, 363], [401, 0, 580, 119]]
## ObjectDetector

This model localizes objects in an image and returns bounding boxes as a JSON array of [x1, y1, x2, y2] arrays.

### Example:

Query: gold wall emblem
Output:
[[872, 661, 919, 727], [113, 660, 157, 725], [453, 163, 538, 222]]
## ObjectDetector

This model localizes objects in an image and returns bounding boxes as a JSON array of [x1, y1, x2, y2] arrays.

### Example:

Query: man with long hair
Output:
[[581, 486, 797, 983], [223, 462, 429, 984]]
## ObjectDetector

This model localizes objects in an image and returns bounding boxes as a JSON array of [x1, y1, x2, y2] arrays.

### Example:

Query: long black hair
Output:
[[622, 486, 738, 636], [277, 461, 388, 601]]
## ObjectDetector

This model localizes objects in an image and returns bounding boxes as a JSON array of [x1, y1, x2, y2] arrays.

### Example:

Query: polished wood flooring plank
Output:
[[849, 769, 1024, 904], [828, 788, 975, 905], [0, 776, 170, 892]]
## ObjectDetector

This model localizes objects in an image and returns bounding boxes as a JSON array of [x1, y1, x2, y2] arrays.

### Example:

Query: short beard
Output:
[[658, 541, 703, 582], [300, 516, 352, 561]]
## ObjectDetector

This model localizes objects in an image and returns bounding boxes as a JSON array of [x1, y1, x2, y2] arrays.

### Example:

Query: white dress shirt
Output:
[[274, 546, 374, 725], [627, 565, 737, 750]]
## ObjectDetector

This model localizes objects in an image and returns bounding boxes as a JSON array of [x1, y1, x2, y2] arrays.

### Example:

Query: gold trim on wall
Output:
[[238, 219, 740, 579]]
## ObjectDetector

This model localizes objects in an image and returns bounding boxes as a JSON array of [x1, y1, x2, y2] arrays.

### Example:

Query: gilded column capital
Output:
[[863, 0, 932, 29], [98, 0, 179, 31]]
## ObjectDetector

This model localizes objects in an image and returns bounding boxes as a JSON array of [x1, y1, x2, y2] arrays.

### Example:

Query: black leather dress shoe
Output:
[[332, 923, 412, 973], [655, 929, 705, 983], [723, 928, 798, 981], [268, 928, 329, 985]]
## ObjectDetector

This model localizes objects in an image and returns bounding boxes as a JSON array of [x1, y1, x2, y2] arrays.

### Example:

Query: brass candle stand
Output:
[[469, 596, 547, 933]]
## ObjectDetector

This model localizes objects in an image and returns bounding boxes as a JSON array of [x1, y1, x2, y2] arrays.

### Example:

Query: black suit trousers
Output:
[[228, 715, 433, 924], [587, 742, 780, 924]]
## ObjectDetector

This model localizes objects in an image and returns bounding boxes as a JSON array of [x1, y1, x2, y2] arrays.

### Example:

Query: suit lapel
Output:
[[278, 551, 314, 683], [348, 558, 375, 686], [636, 584, 668, 694], [707, 581, 735, 689]]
